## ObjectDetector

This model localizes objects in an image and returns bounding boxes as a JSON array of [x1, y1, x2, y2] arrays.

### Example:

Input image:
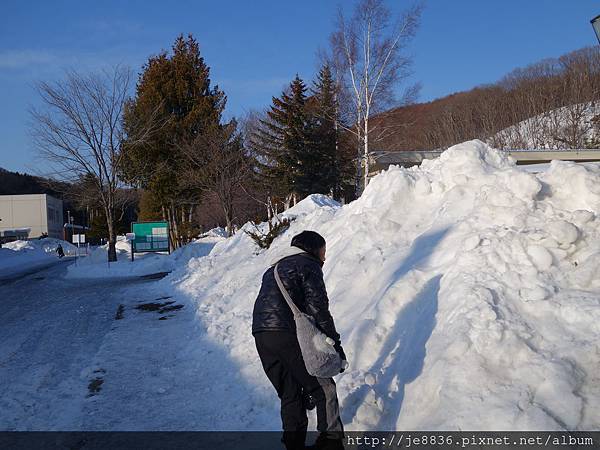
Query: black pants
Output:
[[254, 331, 344, 448]]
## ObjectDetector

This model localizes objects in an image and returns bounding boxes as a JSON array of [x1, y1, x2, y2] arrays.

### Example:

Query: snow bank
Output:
[[199, 227, 228, 238], [282, 193, 341, 218], [0, 238, 76, 278], [169, 140, 600, 430], [65, 236, 224, 279]]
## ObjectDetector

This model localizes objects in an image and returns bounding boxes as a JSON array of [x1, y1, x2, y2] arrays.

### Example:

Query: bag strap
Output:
[[274, 263, 302, 318]]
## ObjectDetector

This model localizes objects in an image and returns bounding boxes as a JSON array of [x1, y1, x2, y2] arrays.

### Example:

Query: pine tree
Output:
[[309, 65, 338, 196], [286, 76, 312, 197], [310, 64, 356, 201], [250, 72, 356, 208], [121, 34, 225, 248], [251, 75, 312, 205]]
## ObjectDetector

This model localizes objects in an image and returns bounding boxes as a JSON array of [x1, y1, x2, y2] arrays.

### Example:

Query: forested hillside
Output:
[[0, 168, 63, 196], [371, 46, 600, 151]]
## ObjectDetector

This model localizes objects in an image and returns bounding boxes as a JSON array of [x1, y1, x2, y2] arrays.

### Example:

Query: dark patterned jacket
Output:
[[252, 250, 346, 360]]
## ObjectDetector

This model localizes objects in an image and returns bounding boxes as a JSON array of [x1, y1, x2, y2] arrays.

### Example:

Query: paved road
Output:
[[0, 260, 159, 430], [0, 258, 68, 285]]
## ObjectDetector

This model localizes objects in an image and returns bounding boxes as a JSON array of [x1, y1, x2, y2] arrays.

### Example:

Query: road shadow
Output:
[[0, 258, 71, 286]]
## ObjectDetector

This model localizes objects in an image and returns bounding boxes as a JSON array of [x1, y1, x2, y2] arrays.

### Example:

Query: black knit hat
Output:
[[291, 230, 326, 259]]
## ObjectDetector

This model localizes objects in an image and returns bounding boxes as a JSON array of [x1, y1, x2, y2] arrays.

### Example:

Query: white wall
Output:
[[0, 194, 64, 239]]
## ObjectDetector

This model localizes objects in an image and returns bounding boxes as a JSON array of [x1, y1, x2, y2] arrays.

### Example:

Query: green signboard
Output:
[[131, 221, 170, 254]]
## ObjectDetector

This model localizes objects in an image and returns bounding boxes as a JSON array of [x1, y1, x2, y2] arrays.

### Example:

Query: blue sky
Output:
[[1, 0, 598, 173]]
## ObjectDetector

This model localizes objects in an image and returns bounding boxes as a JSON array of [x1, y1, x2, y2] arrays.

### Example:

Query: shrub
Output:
[[245, 216, 294, 249]]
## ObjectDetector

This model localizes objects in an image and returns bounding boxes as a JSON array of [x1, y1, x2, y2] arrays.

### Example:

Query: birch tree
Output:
[[330, 0, 422, 194]]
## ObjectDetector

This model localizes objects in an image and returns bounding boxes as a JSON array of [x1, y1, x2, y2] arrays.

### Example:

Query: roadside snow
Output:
[[65, 236, 223, 279], [0, 238, 76, 279], [166, 140, 600, 431], [199, 226, 228, 238]]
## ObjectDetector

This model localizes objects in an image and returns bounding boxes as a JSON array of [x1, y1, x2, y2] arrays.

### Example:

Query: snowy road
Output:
[[0, 261, 169, 430], [0, 257, 263, 431]]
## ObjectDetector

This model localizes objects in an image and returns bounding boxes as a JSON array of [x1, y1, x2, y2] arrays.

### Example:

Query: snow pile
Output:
[[4, 238, 77, 255], [65, 235, 224, 279], [282, 194, 341, 218], [170, 139, 600, 431], [199, 227, 228, 238], [172, 237, 224, 262], [0, 238, 76, 278]]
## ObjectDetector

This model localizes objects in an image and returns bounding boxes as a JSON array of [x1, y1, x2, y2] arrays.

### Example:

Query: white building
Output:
[[0, 194, 64, 240]]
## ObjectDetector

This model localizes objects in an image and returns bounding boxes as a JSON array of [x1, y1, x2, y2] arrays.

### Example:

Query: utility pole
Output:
[[67, 210, 73, 242], [592, 15, 600, 44]]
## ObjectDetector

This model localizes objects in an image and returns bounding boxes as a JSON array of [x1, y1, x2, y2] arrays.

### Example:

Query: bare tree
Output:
[[330, 0, 422, 195], [491, 48, 600, 150], [30, 66, 157, 261], [179, 121, 249, 237]]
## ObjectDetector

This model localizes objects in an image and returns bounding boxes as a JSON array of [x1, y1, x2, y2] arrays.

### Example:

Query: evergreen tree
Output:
[[286, 76, 312, 197], [137, 189, 163, 221], [309, 65, 338, 196], [250, 71, 356, 208], [309, 64, 356, 201], [121, 34, 225, 248], [251, 75, 312, 204]]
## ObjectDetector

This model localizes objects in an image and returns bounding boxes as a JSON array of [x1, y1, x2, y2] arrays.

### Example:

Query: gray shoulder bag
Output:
[[274, 263, 342, 378]]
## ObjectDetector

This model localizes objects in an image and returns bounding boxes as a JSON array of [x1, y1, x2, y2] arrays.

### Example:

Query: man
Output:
[[253, 230, 346, 450]]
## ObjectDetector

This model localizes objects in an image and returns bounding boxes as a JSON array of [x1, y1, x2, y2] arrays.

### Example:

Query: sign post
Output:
[[126, 233, 136, 262], [72, 234, 85, 257], [130, 221, 169, 262]]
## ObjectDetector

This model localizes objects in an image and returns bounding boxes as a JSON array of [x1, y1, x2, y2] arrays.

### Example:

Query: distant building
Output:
[[0, 194, 64, 240], [368, 148, 600, 178]]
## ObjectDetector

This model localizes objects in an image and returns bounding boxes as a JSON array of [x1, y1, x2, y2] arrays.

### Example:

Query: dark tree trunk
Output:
[[106, 209, 118, 262]]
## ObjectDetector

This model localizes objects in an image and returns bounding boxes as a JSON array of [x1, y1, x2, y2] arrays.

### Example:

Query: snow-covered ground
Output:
[[2, 139, 600, 431], [0, 238, 76, 279], [0, 252, 266, 431], [65, 236, 223, 279]]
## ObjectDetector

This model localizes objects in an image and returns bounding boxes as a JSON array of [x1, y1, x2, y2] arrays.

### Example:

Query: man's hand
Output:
[[340, 360, 349, 373]]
